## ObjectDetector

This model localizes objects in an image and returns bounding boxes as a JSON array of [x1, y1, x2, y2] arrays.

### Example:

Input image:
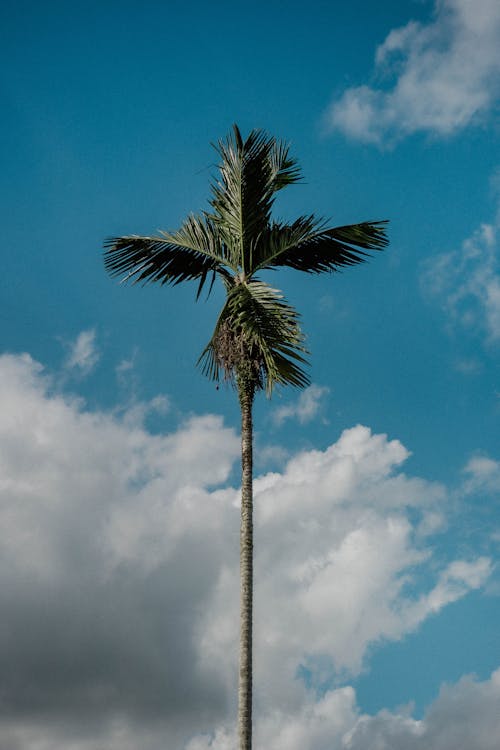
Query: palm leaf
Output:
[[267, 138, 302, 192], [253, 219, 389, 274], [207, 126, 302, 273], [104, 215, 232, 297]]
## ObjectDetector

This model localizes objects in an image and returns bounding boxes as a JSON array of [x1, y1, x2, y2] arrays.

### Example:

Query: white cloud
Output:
[[325, 0, 500, 145], [0, 352, 493, 748], [463, 454, 500, 494], [344, 668, 500, 750], [421, 215, 500, 342], [272, 384, 330, 425], [65, 328, 100, 374], [188, 669, 500, 750]]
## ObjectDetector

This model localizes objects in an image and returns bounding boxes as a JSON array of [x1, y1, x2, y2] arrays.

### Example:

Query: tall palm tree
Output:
[[104, 125, 388, 750]]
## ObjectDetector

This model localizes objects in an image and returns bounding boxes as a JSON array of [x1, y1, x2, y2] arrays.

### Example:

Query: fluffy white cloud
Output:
[[421, 215, 500, 342], [0, 352, 493, 749], [325, 0, 500, 144], [272, 383, 330, 425], [188, 669, 500, 750], [65, 328, 100, 374], [198, 425, 489, 718], [344, 668, 500, 750]]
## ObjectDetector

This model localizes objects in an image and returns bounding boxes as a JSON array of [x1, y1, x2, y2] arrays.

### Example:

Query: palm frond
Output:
[[268, 138, 302, 191], [198, 279, 310, 394], [104, 215, 232, 297], [253, 219, 389, 274], [207, 125, 302, 274]]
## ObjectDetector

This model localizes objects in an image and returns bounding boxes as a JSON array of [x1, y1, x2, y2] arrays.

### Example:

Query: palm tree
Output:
[[104, 125, 388, 750]]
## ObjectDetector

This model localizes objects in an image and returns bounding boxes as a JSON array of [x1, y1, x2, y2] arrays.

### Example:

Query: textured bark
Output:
[[238, 385, 254, 750]]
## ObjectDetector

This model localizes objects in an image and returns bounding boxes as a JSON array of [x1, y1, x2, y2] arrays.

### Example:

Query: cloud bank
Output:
[[325, 0, 500, 145], [0, 352, 494, 748]]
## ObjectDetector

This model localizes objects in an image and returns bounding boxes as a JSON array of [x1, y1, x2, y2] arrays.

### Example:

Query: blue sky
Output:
[[1, 0, 499, 748]]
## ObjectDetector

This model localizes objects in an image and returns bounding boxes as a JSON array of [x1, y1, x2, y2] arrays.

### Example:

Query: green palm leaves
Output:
[[208, 127, 302, 271], [104, 124, 388, 394]]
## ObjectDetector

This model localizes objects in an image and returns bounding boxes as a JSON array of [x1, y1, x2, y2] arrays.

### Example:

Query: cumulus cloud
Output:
[[344, 668, 500, 750], [64, 328, 100, 374], [421, 214, 500, 342], [325, 0, 500, 145], [188, 669, 500, 750], [272, 383, 330, 425], [199, 426, 489, 716], [0, 352, 493, 749]]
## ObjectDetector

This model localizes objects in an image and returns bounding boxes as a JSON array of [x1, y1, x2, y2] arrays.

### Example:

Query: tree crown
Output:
[[104, 125, 388, 395]]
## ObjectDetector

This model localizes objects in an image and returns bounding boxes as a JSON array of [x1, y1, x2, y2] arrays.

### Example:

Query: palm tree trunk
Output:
[[238, 385, 254, 750]]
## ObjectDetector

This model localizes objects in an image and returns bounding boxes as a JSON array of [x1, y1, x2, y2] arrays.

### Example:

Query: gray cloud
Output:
[[0, 353, 239, 745]]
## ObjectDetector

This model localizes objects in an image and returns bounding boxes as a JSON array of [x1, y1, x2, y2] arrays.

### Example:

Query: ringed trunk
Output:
[[238, 385, 254, 750]]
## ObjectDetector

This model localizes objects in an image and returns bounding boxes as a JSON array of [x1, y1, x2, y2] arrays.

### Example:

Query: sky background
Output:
[[0, 0, 499, 748]]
